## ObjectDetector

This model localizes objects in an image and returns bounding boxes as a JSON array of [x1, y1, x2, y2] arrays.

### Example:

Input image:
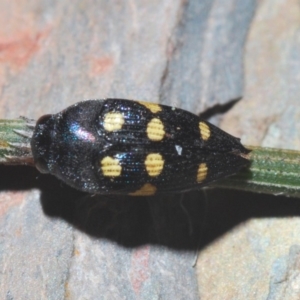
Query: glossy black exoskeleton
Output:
[[31, 99, 250, 196]]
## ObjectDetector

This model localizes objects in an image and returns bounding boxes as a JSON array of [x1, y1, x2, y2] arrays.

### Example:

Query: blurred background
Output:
[[0, 0, 300, 299]]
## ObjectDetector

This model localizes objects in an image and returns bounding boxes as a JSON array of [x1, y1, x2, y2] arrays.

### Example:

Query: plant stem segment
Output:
[[0, 120, 299, 198], [213, 146, 300, 198], [0, 118, 35, 165]]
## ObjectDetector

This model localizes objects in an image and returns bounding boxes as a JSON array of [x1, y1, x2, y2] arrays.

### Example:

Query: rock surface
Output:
[[0, 0, 299, 299]]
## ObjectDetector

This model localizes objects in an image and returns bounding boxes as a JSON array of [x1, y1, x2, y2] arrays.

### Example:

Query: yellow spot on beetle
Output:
[[103, 112, 125, 132], [199, 122, 211, 141], [145, 153, 164, 177], [100, 156, 122, 177], [146, 118, 165, 141], [138, 101, 162, 114], [129, 183, 157, 196], [197, 163, 208, 183]]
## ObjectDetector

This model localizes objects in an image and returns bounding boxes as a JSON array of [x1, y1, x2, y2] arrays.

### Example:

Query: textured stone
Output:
[[197, 0, 300, 299], [1, 0, 288, 299]]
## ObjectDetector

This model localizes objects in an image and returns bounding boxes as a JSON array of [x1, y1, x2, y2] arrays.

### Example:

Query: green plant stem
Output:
[[213, 146, 300, 198], [0, 119, 299, 198], [0, 118, 34, 165]]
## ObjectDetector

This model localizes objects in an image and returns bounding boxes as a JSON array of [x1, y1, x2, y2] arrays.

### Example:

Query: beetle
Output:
[[30, 99, 250, 196]]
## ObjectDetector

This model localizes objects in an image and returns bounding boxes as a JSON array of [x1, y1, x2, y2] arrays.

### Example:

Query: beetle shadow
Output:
[[1, 165, 300, 251]]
